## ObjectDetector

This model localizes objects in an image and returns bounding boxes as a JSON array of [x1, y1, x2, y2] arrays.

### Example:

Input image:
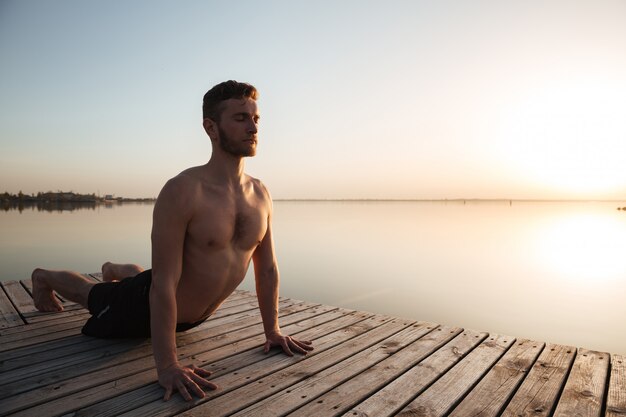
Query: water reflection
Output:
[[0, 201, 155, 213], [1, 201, 97, 213], [1, 200, 625, 354], [0, 202, 153, 285], [241, 200, 626, 355]]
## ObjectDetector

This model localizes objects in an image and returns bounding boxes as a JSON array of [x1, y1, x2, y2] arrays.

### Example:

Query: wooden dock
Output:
[[1, 274, 624, 417]]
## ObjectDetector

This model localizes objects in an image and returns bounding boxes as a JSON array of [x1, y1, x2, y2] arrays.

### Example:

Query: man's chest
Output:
[[187, 202, 268, 251]]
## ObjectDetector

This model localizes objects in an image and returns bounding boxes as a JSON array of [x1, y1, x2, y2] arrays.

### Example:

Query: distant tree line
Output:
[[1, 191, 99, 203], [1, 191, 156, 213]]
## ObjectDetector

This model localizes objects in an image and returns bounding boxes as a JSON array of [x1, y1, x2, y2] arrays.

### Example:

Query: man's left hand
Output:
[[263, 332, 314, 356]]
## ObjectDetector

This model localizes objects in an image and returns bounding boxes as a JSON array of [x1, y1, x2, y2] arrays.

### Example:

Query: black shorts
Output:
[[82, 269, 206, 338]]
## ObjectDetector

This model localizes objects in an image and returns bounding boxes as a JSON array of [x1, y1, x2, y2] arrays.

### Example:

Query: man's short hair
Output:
[[202, 80, 258, 122]]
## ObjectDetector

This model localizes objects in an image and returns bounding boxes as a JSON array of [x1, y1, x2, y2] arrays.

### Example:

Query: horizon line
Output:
[[4, 191, 626, 203], [272, 198, 626, 202]]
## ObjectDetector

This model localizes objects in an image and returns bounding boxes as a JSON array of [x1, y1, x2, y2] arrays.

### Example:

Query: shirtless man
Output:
[[31, 80, 313, 402]]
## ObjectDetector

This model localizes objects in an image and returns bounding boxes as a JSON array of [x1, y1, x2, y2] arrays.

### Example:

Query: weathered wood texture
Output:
[[607, 354, 626, 417], [0, 277, 623, 417], [0, 284, 24, 330]]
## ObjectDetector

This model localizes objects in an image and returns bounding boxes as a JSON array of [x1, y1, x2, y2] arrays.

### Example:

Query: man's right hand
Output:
[[158, 363, 219, 401]]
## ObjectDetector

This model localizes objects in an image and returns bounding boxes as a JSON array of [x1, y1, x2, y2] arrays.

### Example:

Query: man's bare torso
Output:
[[162, 166, 270, 323]]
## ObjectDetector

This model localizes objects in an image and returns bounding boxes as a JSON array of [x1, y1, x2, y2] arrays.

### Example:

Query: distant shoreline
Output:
[[0, 191, 156, 204]]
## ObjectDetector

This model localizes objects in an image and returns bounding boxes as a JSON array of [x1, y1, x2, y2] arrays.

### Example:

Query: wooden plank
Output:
[[38, 311, 369, 417], [607, 354, 626, 417], [397, 333, 515, 416], [0, 280, 37, 315], [0, 337, 148, 395], [1, 315, 85, 341], [0, 325, 112, 365], [208, 297, 260, 316], [0, 292, 274, 366], [0, 292, 258, 362], [51, 310, 367, 417], [22, 304, 88, 322], [0, 285, 24, 329], [110, 314, 396, 417], [1, 297, 303, 382], [0, 334, 128, 375], [5, 308, 365, 417], [0, 291, 263, 352], [196, 311, 370, 380], [448, 339, 545, 417], [501, 343, 576, 417], [233, 321, 439, 416], [19, 278, 33, 292], [0, 323, 90, 352], [0, 302, 334, 413], [553, 348, 610, 417], [167, 315, 412, 417], [287, 325, 463, 417], [0, 276, 623, 417], [0, 312, 89, 335], [343, 329, 488, 417], [0, 299, 311, 397], [0, 335, 149, 387], [0, 332, 88, 364]]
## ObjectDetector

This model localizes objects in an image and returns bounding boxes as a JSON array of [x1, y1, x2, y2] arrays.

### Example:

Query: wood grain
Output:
[[501, 343, 576, 417], [448, 339, 544, 417], [552, 348, 609, 417], [0, 278, 623, 417]]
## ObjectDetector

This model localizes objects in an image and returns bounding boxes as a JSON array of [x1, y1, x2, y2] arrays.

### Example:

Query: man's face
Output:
[[214, 98, 259, 157]]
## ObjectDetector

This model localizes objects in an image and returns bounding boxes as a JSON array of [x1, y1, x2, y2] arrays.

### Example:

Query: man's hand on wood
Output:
[[158, 363, 218, 401], [263, 332, 314, 356]]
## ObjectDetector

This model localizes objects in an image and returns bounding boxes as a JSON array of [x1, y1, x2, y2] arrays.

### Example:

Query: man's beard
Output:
[[218, 126, 256, 157]]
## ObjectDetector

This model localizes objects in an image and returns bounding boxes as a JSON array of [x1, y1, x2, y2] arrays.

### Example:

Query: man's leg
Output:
[[101, 262, 144, 282], [31, 268, 95, 312]]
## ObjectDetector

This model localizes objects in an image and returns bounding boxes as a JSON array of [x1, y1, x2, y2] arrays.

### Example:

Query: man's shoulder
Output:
[[245, 174, 264, 188], [166, 165, 209, 188], [156, 168, 204, 206], [245, 174, 271, 200]]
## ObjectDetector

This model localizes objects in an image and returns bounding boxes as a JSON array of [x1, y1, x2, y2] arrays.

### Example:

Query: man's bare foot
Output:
[[101, 262, 117, 282], [31, 268, 64, 312]]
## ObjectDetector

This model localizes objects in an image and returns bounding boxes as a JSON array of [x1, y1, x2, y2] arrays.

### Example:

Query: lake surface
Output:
[[2, 200, 625, 355]]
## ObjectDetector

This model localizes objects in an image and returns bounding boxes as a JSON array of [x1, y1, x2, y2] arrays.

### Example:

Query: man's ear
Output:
[[203, 118, 217, 140]]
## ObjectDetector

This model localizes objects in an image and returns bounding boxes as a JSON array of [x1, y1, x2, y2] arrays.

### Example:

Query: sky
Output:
[[1, 0, 626, 200]]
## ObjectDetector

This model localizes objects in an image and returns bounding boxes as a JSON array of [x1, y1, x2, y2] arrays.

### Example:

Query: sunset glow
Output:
[[1, 1, 625, 199], [535, 211, 626, 283], [498, 77, 626, 197]]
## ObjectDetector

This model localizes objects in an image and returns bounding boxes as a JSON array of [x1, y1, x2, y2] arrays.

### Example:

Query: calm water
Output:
[[2, 200, 625, 355]]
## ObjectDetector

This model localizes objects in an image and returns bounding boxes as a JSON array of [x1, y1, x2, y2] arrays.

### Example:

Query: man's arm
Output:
[[150, 177, 216, 401], [252, 189, 314, 356]]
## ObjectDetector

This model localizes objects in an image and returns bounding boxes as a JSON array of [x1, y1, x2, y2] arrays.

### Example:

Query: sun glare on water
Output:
[[534, 211, 626, 284]]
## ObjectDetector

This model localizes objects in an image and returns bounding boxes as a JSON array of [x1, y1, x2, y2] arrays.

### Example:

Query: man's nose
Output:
[[247, 120, 258, 134]]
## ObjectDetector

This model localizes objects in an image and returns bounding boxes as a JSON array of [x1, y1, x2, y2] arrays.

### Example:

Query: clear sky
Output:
[[1, 0, 625, 199]]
